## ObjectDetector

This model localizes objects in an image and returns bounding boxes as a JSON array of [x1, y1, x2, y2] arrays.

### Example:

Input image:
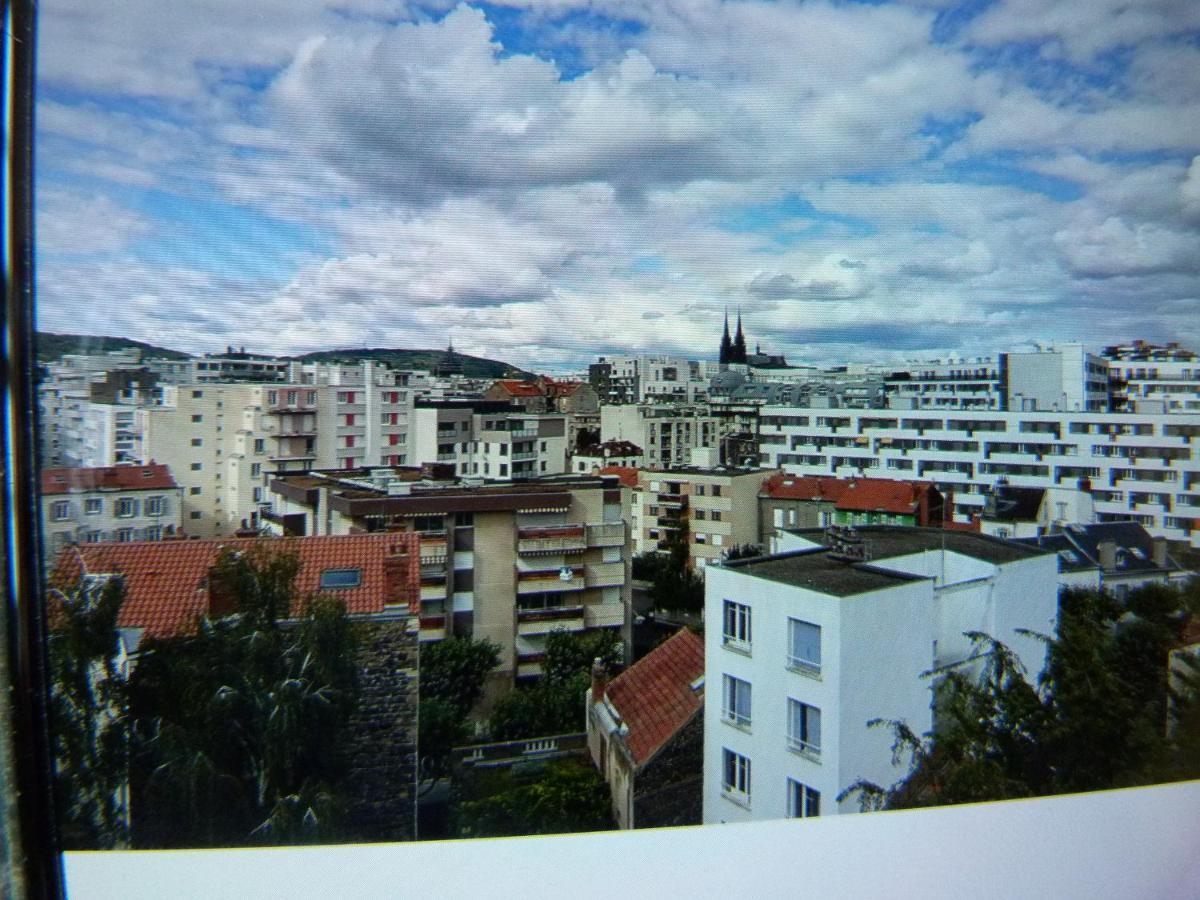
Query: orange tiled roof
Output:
[[604, 628, 704, 768], [494, 380, 545, 397], [49, 533, 420, 638], [42, 464, 178, 495], [598, 465, 640, 488], [763, 473, 932, 515]]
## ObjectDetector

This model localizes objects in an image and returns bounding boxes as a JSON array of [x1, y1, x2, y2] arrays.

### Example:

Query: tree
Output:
[[128, 546, 361, 847], [47, 572, 131, 849], [843, 583, 1197, 812], [647, 515, 704, 613], [417, 637, 500, 782], [488, 629, 621, 741], [455, 758, 614, 838], [724, 543, 763, 562]]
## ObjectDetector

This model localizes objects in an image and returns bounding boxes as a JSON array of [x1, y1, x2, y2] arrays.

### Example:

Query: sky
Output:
[[35, 0, 1200, 373]]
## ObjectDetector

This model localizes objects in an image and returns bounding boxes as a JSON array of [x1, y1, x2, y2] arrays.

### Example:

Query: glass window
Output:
[[788, 779, 821, 818], [788, 699, 821, 756], [51, 500, 71, 520], [788, 619, 822, 675], [722, 749, 751, 801], [116, 498, 138, 517], [722, 675, 752, 729], [84, 498, 102, 516], [144, 496, 164, 516], [320, 568, 362, 589]]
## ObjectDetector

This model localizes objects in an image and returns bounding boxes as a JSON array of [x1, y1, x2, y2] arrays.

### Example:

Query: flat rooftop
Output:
[[780, 526, 1051, 566], [725, 548, 926, 596]]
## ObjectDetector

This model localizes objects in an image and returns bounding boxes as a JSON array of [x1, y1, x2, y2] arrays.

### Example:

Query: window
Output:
[[84, 497, 102, 516], [190, 462, 202, 471], [253, 439, 265, 453], [116, 497, 138, 517], [712, 485, 722, 497], [144, 496, 164, 516], [723, 600, 751, 650], [722, 749, 751, 802], [117, 527, 135, 543], [191, 438, 203, 446], [267, 390, 278, 405], [320, 568, 362, 589], [190, 510, 202, 519], [337, 391, 355, 403], [344, 413, 356, 426], [345, 435, 356, 448], [499, 464, 508, 476], [695, 484, 706, 496], [250, 463, 261, 477], [788, 779, 821, 818], [190, 487, 202, 495], [286, 390, 298, 405], [191, 414, 203, 423], [722, 675, 752, 729], [694, 509, 706, 520], [788, 699, 822, 757], [192, 389, 203, 398], [711, 510, 722, 521], [788, 618, 822, 676], [51, 500, 71, 520]]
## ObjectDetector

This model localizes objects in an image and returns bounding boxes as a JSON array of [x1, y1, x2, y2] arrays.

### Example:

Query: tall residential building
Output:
[[756, 407, 1200, 546], [702, 526, 1057, 825], [268, 470, 632, 699], [407, 401, 569, 480], [600, 404, 722, 469]]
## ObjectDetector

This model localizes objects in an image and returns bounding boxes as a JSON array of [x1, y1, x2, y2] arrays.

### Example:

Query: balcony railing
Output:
[[586, 523, 625, 547], [585, 562, 625, 589], [517, 525, 587, 554]]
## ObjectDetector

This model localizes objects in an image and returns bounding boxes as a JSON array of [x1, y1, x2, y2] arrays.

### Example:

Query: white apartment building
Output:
[[756, 407, 1200, 546], [1003, 344, 1110, 413], [1108, 360, 1200, 414], [882, 356, 1004, 411], [702, 526, 1057, 825], [601, 404, 722, 469], [408, 401, 568, 480]]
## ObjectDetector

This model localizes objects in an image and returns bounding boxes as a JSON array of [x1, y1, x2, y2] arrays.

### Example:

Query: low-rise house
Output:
[[587, 628, 705, 829], [977, 483, 1096, 539], [571, 440, 644, 474], [759, 474, 947, 549], [703, 526, 1057, 826], [50, 532, 422, 840], [41, 464, 184, 564], [1017, 521, 1190, 595]]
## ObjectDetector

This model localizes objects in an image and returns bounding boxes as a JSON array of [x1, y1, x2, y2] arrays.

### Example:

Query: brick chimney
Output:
[[1152, 536, 1168, 568], [591, 657, 608, 702], [207, 565, 238, 619], [1097, 539, 1118, 571]]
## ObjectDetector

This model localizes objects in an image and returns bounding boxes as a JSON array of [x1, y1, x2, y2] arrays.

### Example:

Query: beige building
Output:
[[600, 404, 722, 469], [635, 467, 777, 568], [269, 470, 632, 699]]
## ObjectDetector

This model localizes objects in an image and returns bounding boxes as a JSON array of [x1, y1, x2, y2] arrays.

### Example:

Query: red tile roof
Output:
[[42, 464, 178, 495], [598, 465, 640, 488], [49, 533, 420, 638], [493, 380, 545, 397], [603, 628, 704, 768], [763, 473, 934, 515]]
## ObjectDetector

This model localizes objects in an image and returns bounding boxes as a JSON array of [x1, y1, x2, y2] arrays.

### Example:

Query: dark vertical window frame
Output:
[[3, 0, 65, 895]]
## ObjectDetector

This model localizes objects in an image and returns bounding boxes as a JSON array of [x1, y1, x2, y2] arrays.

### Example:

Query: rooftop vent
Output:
[[823, 525, 872, 562]]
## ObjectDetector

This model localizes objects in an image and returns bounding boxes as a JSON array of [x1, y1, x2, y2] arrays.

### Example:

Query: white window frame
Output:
[[84, 497, 102, 516], [722, 675, 752, 730], [722, 748, 751, 803], [144, 496, 164, 516], [115, 497, 138, 518], [788, 618, 822, 677], [787, 778, 821, 819], [787, 699, 822, 758], [722, 600, 751, 652], [51, 500, 71, 520]]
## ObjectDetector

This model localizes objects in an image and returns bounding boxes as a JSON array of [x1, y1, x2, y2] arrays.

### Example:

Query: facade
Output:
[[600, 404, 721, 469], [1017, 521, 1190, 594], [50, 532, 422, 840], [407, 401, 569, 481], [587, 628, 705, 829], [40, 464, 183, 563], [268, 470, 632, 698], [571, 440, 644, 474], [756, 407, 1200, 546], [883, 356, 1004, 411], [759, 473, 947, 548], [702, 526, 1057, 826], [634, 467, 775, 565], [976, 483, 1096, 539], [1003, 344, 1110, 413]]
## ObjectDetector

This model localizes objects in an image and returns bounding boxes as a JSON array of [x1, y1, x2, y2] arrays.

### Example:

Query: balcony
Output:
[[584, 603, 625, 629], [517, 524, 587, 554], [512, 450, 538, 462], [516, 568, 586, 594], [585, 561, 625, 589], [656, 493, 688, 510], [267, 402, 317, 414], [517, 605, 585, 635], [419, 614, 446, 642], [586, 522, 625, 547]]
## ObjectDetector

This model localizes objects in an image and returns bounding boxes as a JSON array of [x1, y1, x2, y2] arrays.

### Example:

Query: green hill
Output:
[[296, 347, 532, 379], [36, 332, 192, 362]]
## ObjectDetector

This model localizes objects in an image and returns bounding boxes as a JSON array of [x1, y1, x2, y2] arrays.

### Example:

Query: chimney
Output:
[[207, 565, 238, 619], [591, 657, 608, 702], [1097, 539, 1118, 571], [1152, 536, 1168, 568]]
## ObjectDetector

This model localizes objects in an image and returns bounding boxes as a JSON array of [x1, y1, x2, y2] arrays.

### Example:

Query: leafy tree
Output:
[[844, 583, 1197, 811], [128, 546, 361, 847], [488, 629, 621, 741], [47, 573, 131, 849], [455, 759, 613, 838], [724, 543, 763, 561], [419, 636, 501, 717]]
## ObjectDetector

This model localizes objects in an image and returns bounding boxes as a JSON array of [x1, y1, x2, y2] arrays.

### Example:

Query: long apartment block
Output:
[[756, 408, 1200, 546], [268, 469, 632, 698]]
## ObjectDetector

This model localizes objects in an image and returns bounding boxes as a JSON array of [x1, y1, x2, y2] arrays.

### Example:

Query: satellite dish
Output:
[[559, 566, 573, 582]]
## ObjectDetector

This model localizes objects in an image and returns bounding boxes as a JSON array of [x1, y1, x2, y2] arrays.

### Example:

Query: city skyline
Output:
[[37, 1, 1200, 371]]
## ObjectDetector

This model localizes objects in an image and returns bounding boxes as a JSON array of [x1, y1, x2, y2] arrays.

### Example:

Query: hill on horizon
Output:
[[36, 333, 533, 378]]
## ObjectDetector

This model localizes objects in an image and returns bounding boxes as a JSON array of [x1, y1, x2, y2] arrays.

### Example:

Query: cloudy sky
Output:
[[36, 0, 1200, 372]]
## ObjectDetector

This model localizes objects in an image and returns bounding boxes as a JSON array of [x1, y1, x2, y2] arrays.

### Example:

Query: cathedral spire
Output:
[[719, 307, 733, 365], [732, 307, 747, 364]]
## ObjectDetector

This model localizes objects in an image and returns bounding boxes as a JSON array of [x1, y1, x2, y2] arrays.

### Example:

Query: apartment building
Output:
[[408, 401, 568, 480], [601, 404, 722, 469], [268, 470, 631, 698], [633, 467, 775, 565], [40, 464, 183, 563], [702, 526, 1057, 825], [882, 356, 1003, 411], [1104, 342, 1200, 414], [756, 407, 1200, 546]]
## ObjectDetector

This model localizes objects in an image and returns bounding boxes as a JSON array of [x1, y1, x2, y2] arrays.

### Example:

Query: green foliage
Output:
[[723, 543, 763, 561], [846, 582, 1198, 811], [128, 547, 362, 847], [418, 698, 472, 782], [455, 758, 614, 838], [419, 636, 501, 717], [643, 516, 705, 613], [488, 629, 622, 741], [48, 574, 131, 849]]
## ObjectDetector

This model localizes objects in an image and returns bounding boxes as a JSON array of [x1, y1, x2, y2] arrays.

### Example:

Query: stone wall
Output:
[[632, 711, 703, 829], [344, 611, 420, 841]]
